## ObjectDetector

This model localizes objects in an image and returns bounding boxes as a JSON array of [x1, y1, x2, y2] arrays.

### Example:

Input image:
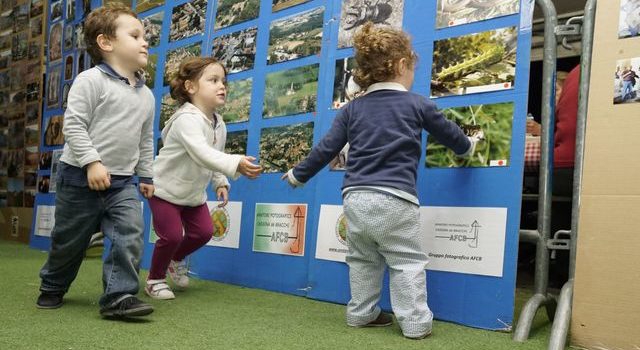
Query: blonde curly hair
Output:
[[352, 22, 416, 89]]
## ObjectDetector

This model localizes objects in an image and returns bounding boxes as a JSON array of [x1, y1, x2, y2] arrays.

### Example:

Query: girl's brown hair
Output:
[[84, 4, 138, 63], [352, 22, 416, 89], [170, 57, 227, 104]]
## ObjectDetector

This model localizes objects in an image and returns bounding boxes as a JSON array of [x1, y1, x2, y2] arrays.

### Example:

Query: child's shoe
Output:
[[364, 312, 393, 327], [100, 296, 153, 318], [36, 292, 64, 309], [349, 312, 393, 328], [167, 260, 189, 288], [405, 330, 432, 340], [145, 279, 175, 300]]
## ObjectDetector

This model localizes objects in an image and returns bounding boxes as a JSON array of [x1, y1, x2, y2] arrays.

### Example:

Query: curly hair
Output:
[[352, 22, 416, 89], [84, 4, 138, 63], [170, 57, 227, 104]]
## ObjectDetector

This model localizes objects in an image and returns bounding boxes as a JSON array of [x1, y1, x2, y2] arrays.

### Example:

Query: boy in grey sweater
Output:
[[36, 4, 155, 318]]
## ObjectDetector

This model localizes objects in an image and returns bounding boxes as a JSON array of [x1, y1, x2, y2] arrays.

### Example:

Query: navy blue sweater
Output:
[[292, 89, 471, 197]]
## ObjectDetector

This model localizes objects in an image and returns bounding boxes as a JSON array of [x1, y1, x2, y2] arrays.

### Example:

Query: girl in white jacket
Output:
[[145, 57, 261, 300]]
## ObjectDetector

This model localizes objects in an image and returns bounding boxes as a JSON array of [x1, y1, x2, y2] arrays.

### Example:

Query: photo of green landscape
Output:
[[263, 63, 319, 118]]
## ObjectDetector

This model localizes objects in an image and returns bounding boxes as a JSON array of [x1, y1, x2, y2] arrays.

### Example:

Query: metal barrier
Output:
[[513, 0, 558, 342], [513, 0, 597, 348], [548, 0, 596, 349]]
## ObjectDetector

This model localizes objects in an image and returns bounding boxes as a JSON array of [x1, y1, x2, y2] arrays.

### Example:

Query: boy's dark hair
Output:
[[352, 22, 417, 89], [84, 4, 138, 63], [170, 57, 227, 104]]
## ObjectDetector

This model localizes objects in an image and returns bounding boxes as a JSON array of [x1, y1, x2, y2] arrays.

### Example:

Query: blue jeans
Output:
[[39, 180, 144, 307], [623, 80, 634, 100]]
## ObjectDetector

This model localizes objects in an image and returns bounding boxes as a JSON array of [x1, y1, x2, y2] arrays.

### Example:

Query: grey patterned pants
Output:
[[343, 191, 433, 338]]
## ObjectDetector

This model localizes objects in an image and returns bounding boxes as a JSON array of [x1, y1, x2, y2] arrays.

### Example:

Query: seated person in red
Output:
[[526, 66, 579, 197]]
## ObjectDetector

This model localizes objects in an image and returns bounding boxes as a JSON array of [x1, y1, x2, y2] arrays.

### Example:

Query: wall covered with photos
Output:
[[0, 0, 45, 209], [31, 0, 533, 330]]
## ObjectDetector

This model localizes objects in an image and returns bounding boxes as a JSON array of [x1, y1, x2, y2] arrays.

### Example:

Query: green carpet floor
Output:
[[0, 240, 557, 349]]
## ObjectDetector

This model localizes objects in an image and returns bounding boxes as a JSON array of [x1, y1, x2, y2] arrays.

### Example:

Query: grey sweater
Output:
[[59, 65, 155, 179]]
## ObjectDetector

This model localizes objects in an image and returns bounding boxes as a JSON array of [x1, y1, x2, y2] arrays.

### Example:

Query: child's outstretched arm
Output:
[[282, 109, 349, 187], [171, 113, 250, 179], [420, 97, 479, 157]]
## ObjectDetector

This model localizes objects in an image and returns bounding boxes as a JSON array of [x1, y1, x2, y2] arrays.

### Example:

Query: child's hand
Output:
[[216, 186, 229, 207], [281, 169, 303, 188], [237, 156, 261, 179], [87, 161, 111, 191], [469, 130, 485, 143], [139, 183, 154, 199]]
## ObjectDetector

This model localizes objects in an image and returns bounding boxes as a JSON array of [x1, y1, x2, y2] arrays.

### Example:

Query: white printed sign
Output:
[[315, 205, 349, 263], [421, 206, 507, 277]]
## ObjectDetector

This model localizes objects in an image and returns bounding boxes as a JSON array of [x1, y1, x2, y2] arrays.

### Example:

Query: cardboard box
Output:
[[0, 207, 33, 244], [571, 1, 640, 348]]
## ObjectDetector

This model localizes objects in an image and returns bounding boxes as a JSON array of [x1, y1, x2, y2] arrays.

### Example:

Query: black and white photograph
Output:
[[436, 0, 519, 28], [338, 0, 404, 48], [212, 26, 257, 73]]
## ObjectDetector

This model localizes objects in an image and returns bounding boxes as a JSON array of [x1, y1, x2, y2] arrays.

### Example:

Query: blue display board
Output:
[[31, 0, 533, 330]]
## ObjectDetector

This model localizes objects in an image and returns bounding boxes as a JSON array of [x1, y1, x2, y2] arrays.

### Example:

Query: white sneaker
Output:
[[167, 260, 189, 288], [144, 279, 175, 300]]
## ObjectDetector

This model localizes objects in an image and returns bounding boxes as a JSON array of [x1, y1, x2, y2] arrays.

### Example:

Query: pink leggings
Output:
[[147, 196, 213, 280]]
